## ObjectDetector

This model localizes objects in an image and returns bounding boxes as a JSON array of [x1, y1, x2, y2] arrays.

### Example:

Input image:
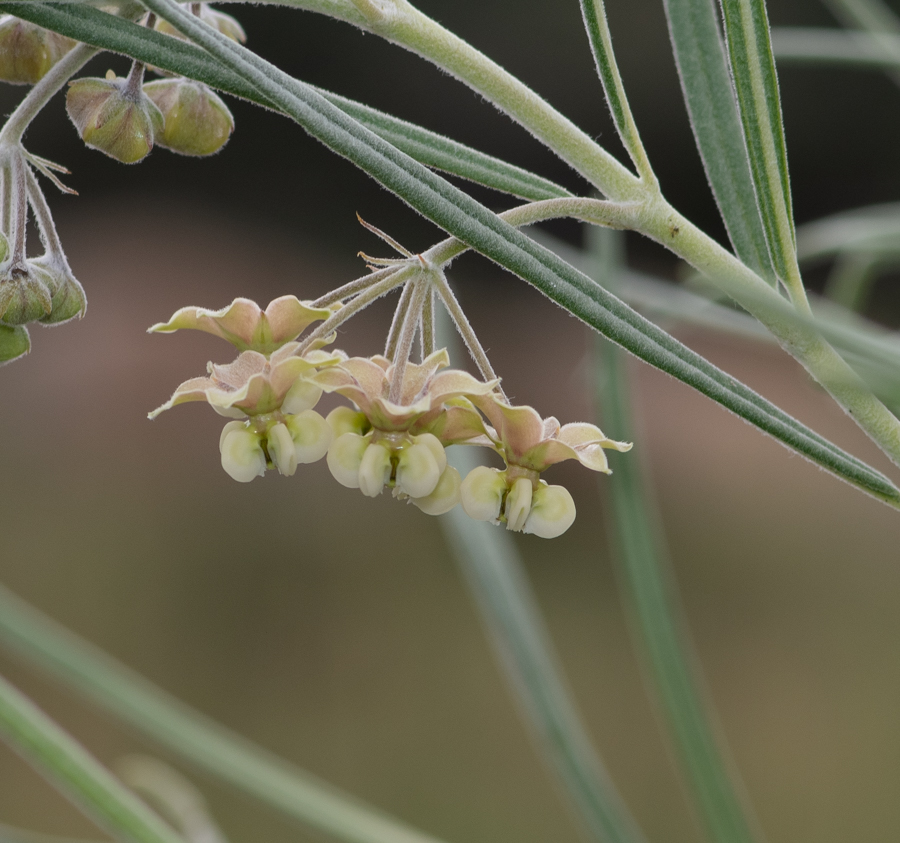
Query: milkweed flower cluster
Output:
[[150, 285, 632, 539]]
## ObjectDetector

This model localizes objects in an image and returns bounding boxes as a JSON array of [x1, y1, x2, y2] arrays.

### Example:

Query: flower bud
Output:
[[31, 258, 87, 325], [66, 76, 164, 164], [284, 410, 332, 464], [155, 5, 246, 44], [505, 476, 533, 533], [395, 435, 444, 499], [0, 17, 75, 85], [460, 465, 506, 523], [0, 324, 29, 365], [523, 483, 576, 539], [143, 79, 234, 157], [410, 465, 461, 516], [0, 263, 52, 325], [358, 441, 392, 497], [266, 422, 297, 477], [327, 432, 369, 488], [281, 376, 322, 414], [220, 425, 266, 482], [326, 406, 370, 438]]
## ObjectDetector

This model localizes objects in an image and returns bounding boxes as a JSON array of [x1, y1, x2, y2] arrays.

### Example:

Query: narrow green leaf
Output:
[[719, 0, 798, 289], [662, 0, 776, 285], [0, 2, 570, 203], [772, 27, 900, 70], [441, 449, 646, 843], [0, 585, 451, 843], [0, 672, 185, 843], [578, 0, 654, 181], [593, 228, 763, 843], [15, 1, 900, 503]]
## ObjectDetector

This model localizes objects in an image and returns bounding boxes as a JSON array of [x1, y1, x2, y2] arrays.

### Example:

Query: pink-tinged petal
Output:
[[148, 296, 332, 354], [541, 416, 561, 439], [418, 402, 491, 445], [262, 296, 332, 345], [521, 440, 580, 472], [208, 350, 268, 390], [571, 444, 613, 473], [400, 349, 450, 401], [427, 370, 499, 404], [557, 422, 608, 447], [372, 394, 433, 430], [339, 357, 390, 396], [148, 376, 219, 418], [149, 299, 261, 345], [474, 397, 545, 460]]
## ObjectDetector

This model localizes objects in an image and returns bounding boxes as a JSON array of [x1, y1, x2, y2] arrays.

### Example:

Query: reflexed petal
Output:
[[267, 422, 298, 476], [524, 483, 576, 539], [505, 477, 533, 533], [220, 428, 266, 482], [411, 465, 461, 516], [285, 410, 332, 464], [148, 296, 331, 354], [358, 442, 392, 497], [326, 432, 368, 488], [460, 466, 506, 523], [395, 441, 441, 499]]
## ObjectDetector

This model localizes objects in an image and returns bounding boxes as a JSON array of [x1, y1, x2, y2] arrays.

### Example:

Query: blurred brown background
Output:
[[2, 1, 900, 842]]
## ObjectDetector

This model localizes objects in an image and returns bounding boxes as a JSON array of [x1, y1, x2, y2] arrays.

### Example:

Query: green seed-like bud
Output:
[[0, 263, 52, 326], [0, 323, 30, 365], [0, 231, 8, 264], [31, 257, 87, 325], [0, 16, 75, 85], [155, 5, 246, 44], [143, 79, 234, 157], [66, 76, 164, 164]]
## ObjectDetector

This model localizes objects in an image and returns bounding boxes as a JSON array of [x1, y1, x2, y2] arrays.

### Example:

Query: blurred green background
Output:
[[2, 1, 900, 842]]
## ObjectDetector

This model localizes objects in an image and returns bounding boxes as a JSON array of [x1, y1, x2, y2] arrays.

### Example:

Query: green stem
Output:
[[0, 43, 98, 146], [0, 672, 184, 843]]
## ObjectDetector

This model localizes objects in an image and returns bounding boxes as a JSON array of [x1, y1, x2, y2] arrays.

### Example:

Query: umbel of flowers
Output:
[[150, 286, 631, 539]]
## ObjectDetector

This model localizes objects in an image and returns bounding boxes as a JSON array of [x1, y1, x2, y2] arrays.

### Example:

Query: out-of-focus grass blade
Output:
[[772, 27, 900, 70], [662, 0, 776, 285], [796, 203, 900, 262], [0, 673, 186, 843], [719, 0, 799, 292], [592, 228, 764, 843], [0, 585, 454, 843], [440, 443, 646, 841]]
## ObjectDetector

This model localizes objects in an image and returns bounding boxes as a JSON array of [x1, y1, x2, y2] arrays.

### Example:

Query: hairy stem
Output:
[[388, 277, 426, 403], [420, 288, 435, 359], [0, 43, 98, 146], [25, 167, 69, 266], [383, 276, 416, 359], [313, 264, 398, 307], [297, 265, 413, 354]]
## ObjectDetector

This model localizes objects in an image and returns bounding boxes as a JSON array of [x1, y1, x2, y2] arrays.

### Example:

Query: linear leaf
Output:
[[441, 449, 646, 843], [0, 2, 569, 202], [662, 0, 776, 285], [593, 229, 763, 843], [13, 1, 900, 504], [0, 673, 185, 843], [719, 0, 798, 288], [772, 27, 900, 70], [0, 585, 451, 843]]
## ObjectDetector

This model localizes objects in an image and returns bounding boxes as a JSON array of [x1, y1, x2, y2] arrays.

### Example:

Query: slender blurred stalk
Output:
[[437, 305, 646, 843], [0, 673, 184, 843], [591, 228, 764, 843], [439, 451, 646, 843], [0, 585, 451, 843]]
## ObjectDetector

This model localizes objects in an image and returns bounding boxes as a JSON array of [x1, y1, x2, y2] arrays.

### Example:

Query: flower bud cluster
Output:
[[0, 16, 75, 85], [150, 296, 632, 538]]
